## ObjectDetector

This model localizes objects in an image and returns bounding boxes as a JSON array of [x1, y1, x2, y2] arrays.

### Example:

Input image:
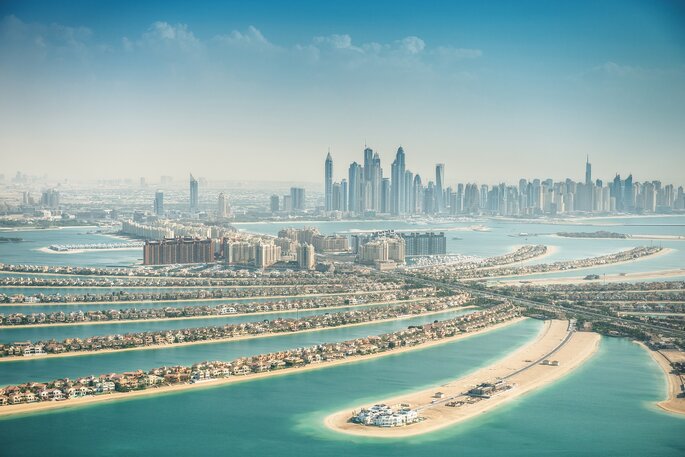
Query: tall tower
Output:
[[324, 152, 333, 211], [391, 147, 406, 215], [372, 152, 382, 211], [435, 163, 445, 213], [154, 191, 164, 216], [363, 147, 373, 182], [217, 192, 230, 218], [189, 174, 199, 213], [585, 156, 592, 185], [348, 162, 362, 214]]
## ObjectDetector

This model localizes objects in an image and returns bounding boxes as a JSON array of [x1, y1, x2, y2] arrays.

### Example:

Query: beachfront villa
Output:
[[353, 404, 420, 427]]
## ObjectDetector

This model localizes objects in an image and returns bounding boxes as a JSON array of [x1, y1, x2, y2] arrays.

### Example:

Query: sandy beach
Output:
[[494, 268, 685, 286], [0, 297, 438, 329], [36, 247, 141, 255], [325, 319, 600, 437], [0, 317, 525, 418], [0, 306, 476, 363], [0, 283, 331, 290], [637, 342, 685, 416]]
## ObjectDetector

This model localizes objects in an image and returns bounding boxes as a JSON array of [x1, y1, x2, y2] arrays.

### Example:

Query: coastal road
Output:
[[387, 272, 685, 339]]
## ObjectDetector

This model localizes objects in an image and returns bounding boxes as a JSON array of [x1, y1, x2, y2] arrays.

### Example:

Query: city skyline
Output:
[[1, 1, 684, 182]]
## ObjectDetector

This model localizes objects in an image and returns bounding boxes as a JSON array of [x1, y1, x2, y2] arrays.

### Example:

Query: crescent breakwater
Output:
[[325, 319, 601, 437]]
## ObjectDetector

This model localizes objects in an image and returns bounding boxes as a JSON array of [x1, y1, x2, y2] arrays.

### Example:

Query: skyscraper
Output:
[[340, 179, 348, 212], [391, 147, 406, 215], [270, 195, 280, 213], [435, 163, 445, 213], [217, 192, 230, 218], [154, 191, 164, 216], [371, 152, 382, 211], [363, 147, 373, 181], [189, 174, 199, 213], [348, 162, 362, 214], [290, 187, 306, 211], [585, 156, 592, 185], [324, 152, 333, 211]]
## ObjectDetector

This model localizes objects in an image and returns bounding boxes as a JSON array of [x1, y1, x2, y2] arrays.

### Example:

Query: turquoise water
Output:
[[0, 308, 474, 386], [1, 321, 683, 456], [0, 220, 684, 455]]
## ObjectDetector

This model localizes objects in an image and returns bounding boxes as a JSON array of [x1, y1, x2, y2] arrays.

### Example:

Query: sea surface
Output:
[[0, 217, 683, 456]]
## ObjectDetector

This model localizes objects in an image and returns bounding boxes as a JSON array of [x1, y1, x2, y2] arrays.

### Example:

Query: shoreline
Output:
[[35, 247, 140, 255], [0, 306, 477, 362], [636, 342, 685, 416], [324, 320, 601, 438], [0, 283, 333, 290], [0, 297, 437, 329], [472, 246, 675, 283], [494, 268, 685, 286], [0, 317, 525, 419]]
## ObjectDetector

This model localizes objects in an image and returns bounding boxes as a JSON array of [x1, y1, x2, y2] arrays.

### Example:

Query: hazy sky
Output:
[[1, 0, 684, 186]]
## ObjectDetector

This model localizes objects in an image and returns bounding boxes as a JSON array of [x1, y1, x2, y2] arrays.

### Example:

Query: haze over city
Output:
[[1, 0, 684, 183], [1, 2, 684, 456]]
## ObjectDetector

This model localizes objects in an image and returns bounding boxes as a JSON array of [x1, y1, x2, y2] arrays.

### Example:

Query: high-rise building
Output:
[[40, 189, 60, 209], [585, 156, 592, 185], [435, 164, 445, 213], [348, 162, 362, 214], [381, 178, 391, 213], [324, 152, 333, 211], [413, 174, 423, 214], [612, 174, 623, 210], [290, 187, 306, 211], [340, 179, 348, 212], [143, 237, 214, 265], [217, 192, 230, 218], [363, 147, 374, 181], [391, 147, 406, 215], [401, 232, 447, 256], [331, 183, 342, 211], [282, 195, 292, 212], [624, 174, 634, 210], [371, 152, 382, 211], [255, 242, 282, 269], [154, 191, 164, 216], [297, 243, 316, 270], [189, 174, 199, 213], [270, 195, 280, 213]]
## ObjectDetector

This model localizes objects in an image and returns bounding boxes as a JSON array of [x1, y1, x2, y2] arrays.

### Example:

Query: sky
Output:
[[1, 0, 684, 186]]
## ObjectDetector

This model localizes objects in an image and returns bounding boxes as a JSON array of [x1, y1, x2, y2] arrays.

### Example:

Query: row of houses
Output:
[[0, 287, 437, 326], [0, 294, 468, 357], [0, 303, 519, 407], [418, 246, 661, 282]]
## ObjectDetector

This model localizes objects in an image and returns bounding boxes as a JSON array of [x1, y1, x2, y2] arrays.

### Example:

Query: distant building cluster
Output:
[[324, 150, 685, 216]]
